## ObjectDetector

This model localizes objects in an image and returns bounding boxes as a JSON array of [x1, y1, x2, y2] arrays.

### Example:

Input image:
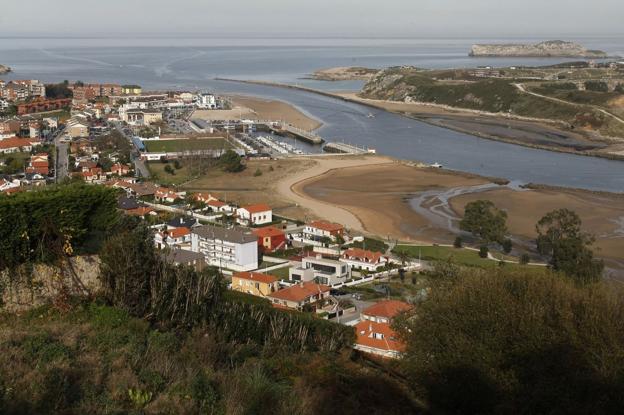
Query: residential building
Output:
[[191, 225, 258, 271], [155, 227, 192, 249], [167, 216, 200, 229], [252, 226, 286, 253], [67, 119, 90, 138], [161, 248, 206, 271], [303, 221, 344, 245], [123, 108, 162, 126], [231, 271, 280, 298], [289, 254, 351, 286], [267, 281, 331, 311], [110, 163, 131, 176], [195, 93, 217, 109], [155, 187, 185, 203], [341, 248, 388, 272], [237, 204, 272, 226], [16, 98, 71, 115], [122, 85, 142, 95], [0, 137, 38, 154], [354, 300, 412, 359]]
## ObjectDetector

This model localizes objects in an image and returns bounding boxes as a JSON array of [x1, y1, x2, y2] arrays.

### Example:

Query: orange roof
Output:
[[233, 271, 278, 284], [126, 206, 154, 216], [252, 226, 284, 238], [309, 220, 344, 232], [240, 204, 271, 214], [0, 137, 34, 150], [355, 320, 406, 353], [268, 282, 330, 303], [193, 192, 216, 202], [207, 199, 226, 207], [343, 248, 384, 263], [164, 227, 190, 239], [30, 161, 49, 168], [363, 300, 412, 320]]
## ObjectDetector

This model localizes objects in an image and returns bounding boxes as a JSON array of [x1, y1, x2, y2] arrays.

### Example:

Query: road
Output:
[[53, 128, 68, 182], [113, 122, 151, 178], [514, 83, 624, 129]]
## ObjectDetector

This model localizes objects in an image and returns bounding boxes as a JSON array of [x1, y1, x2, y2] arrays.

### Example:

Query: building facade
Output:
[[191, 225, 258, 272]]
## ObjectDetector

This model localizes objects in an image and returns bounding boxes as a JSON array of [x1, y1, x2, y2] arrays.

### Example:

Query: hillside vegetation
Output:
[[361, 67, 624, 137]]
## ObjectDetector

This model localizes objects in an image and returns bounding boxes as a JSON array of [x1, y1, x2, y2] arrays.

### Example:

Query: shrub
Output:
[[253, 168, 262, 177], [479, 245, 489, 258], [584, 80, 609, 92], [453, 236, 462, 248], [520, 253, 530, 265], [502, 238, 512, 254]]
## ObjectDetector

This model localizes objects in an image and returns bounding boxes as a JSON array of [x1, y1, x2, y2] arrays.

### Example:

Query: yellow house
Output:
[[231, 271, 279, 298], [122, 85, 142, 95]]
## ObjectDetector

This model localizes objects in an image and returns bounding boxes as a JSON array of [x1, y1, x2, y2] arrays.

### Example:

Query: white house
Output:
[[341, 248, 388, 272], [302, 220, 344, 245], [154, 227, 192, 250], [155, 188, 185, 203], [236, 204, 272, 226], [289, 254, 351, 287], [191, 225, 258, 272], [195, 93, 217, 109]]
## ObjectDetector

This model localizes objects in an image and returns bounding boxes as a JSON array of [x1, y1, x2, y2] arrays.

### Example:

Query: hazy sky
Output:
[[0, 0, 622, 37]]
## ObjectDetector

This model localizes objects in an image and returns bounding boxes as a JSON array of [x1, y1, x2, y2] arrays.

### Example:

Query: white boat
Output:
[[367, 113, 375, 119], [430, 163, 443, 169]]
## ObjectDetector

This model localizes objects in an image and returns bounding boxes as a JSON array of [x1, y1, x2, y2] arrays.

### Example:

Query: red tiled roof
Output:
[[0, 137, 33, 150], [233, 271, 278, 284], [240, 204, 271, 214], [125, 206, 154, 216], [309, 220, 344, 232], [363, 300, 412, 320], [164, 227, 190, 239], [207, 199, 226, 207], [343, 248, 384, 263], [268, 282, 330, 303], [252, 226, 285, 238], [355, 320, 406, 353]]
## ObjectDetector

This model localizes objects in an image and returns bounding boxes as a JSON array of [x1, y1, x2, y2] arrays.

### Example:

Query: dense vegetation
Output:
[[395, 268, 624, 414], [0, 184, 117, 270], [45, 81, 73, 99]]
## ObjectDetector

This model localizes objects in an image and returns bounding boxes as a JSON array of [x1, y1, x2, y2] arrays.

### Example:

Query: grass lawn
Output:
[[394, 245, 545, 272], [143, 138, 230, 153], [147, 161, 193, 186]]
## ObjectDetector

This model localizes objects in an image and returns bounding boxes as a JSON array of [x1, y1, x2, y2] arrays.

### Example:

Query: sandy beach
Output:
[[192, 95, 322, 131]]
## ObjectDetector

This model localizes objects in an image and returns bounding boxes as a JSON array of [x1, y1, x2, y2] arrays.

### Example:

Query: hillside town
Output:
[[0, 75, 421, 359]]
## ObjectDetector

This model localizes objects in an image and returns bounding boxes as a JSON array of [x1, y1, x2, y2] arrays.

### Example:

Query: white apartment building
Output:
[[195, 93, 217, 109], [289, 254, 351, 287], [191, 225, 258, 272]]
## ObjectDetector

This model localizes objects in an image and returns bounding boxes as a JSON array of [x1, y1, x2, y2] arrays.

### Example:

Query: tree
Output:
[[173, 160, 182, 170], [453, 236, 463, 248], [502, 238, 513, 254], [394, 270, 624, 414], [460, 200, 508, 244], [218, 150, 244, 173], [520, 253, 530, 265], [395, 249, 411, 266], [479, 245, 489, 258], [164, 164, 175, 175], [536, 209, 604, 283]]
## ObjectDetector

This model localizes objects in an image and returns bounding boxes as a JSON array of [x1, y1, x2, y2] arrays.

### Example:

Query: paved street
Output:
[[53, 129, 69, 182]]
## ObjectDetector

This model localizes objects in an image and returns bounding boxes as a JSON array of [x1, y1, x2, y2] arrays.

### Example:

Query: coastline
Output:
[[215, 78, 624, 161]]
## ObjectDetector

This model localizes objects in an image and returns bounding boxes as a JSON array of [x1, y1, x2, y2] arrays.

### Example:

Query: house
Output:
[[0, 137, 37, 154], [354, 300, 412, 359], [155, 227, 192, 249], [26, 153, 50, 176], [191, 225, 258, 272], [207, 199, 232, 213], [302, 221, 344, 245], [289, 254, 351, 287], [231, 271, 280, 298], [122, 85, 142, 95], [0, 178, 20, 193], [67, 119, 90, 138], [155, 187, 185, 203], [110, 163, 131, 176], [237, 204, 272, 226], [161, 248, 206, 271], [252, 226, 287, 253], [125, 206, 156, 217], [167, 216, 200, 229], [341, 248, 388, 272], [267, 281, 331, 311]]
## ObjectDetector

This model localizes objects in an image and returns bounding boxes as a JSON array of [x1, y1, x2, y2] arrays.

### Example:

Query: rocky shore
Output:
[[308, 66, 378, 81], [0, 64, 11, 74], [469, 40, 608, 58]]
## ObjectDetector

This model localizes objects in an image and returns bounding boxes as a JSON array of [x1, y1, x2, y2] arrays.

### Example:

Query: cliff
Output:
[[0, 64, 11, 74], [469, 40, 608, 58]]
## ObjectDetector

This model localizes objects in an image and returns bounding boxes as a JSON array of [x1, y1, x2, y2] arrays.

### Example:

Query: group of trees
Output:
[[460, 200, 603, 281], [45, 80, 73, 99], [395, 268, 624, 414]]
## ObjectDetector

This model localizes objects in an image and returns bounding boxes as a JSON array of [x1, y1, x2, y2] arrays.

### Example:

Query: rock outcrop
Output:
[[469, 40, 608, 58], [0, 64, 11, 74]]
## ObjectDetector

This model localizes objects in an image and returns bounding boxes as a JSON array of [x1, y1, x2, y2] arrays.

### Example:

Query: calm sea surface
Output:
[[1, 36, 623, 192]]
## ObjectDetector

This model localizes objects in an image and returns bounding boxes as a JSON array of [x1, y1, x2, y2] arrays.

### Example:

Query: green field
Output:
[[394, 245, 543, 270], [143, 138, 230, 153]]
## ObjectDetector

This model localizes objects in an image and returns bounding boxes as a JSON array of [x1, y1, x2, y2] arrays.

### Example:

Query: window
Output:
[[291, 274, 301, 281]]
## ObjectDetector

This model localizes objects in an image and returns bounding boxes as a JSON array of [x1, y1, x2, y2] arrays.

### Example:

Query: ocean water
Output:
[[1, 36, 623, 192]]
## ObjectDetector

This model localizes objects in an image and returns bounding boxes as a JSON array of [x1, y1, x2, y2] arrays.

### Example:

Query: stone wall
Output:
[[0, 256, 101, 313]]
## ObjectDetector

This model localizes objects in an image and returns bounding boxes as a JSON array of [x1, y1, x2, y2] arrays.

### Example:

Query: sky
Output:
[[0, 0, 622, 38]]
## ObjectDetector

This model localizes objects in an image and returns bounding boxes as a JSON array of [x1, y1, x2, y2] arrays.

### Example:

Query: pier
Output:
[[324, 142, 376, 155], [267, 123, 324, 145]]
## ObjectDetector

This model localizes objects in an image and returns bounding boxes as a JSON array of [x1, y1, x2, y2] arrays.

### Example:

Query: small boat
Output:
[[430, 163, 443, 169], [367, 113, 375, 119]]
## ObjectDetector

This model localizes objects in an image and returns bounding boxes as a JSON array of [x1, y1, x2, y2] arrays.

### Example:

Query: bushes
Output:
[[395, 269, 624, 414], [0, 184, 118, 270], [585, 80, 609, 92]]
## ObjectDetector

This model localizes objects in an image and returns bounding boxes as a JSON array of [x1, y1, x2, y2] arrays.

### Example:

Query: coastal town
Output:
[[1, 0, 624, 410]]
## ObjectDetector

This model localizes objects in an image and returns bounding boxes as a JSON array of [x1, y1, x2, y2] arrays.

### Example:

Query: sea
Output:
[[1, 36, 623, 192]]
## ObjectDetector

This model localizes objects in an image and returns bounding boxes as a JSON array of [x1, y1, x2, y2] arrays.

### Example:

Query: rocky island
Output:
[[469, 40, 608, 58], [0, 64, 11, 74]]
